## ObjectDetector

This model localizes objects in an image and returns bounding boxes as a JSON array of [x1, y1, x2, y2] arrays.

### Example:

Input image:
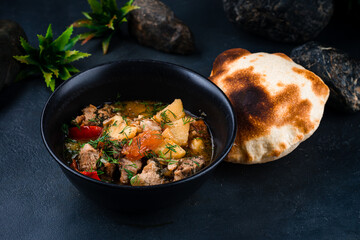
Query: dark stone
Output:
[[291, 41, 360, 112], [0, 20, 27, 91], [222, 0, 334, 43], [128, 0, 195, 55]]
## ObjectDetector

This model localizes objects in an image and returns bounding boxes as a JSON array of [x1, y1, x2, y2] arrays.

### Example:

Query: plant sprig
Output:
[[13, 24, 91, 92], [72, 0, 139, 54]]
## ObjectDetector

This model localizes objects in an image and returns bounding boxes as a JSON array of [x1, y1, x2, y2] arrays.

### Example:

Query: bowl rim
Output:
[[40, 59, 237, 190]]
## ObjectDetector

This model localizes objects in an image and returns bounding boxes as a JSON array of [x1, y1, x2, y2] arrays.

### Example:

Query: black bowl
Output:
[[41, 60, 236, 211]]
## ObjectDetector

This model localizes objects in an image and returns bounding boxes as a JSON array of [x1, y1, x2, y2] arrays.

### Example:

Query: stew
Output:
[[63, 99, 213, 186]]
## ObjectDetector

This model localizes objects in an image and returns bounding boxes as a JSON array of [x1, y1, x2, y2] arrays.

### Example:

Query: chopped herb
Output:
[[191, 159, 200, 167], [157, 150, 166, 159], [140, 101, 166, 116], [130, 175, 140, 185], [161, 159, 178, 165], [122, 116, 129, 125], [168, 160, 177, 165], [73, 122, 81, 130], [120, 126, 131, 139], [165, 143, 177, 159], [182, 116, 194, 125], [165, 144, 177, 153], [88, 118, 98, 123], [124, 168, 134, 180], [153, 102, 166, 113], [126, 163, 138, 169], [144, 150, 157, 158], [136, 138, 142, 152], [167, 109, 177, 119], [160, 110, 174, 128]]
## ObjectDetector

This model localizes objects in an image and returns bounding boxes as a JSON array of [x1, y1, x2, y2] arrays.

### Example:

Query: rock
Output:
[[128, 0, 195, 54], [0, 20, 27, 91], [291, 41, 360, 112], [222, 0, 333, 43]]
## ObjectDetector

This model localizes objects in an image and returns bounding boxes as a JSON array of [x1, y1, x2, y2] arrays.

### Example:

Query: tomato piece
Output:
[[122, 130, 164, 161], [80, 171, 101, 181], [68, 126, 103, 140]]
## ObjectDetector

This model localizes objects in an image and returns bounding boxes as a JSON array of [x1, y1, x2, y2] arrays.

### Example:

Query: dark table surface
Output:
[[1, 0, 360, 239]]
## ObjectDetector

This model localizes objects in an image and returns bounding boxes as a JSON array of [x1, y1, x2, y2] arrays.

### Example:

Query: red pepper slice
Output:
[[80, 171, 101, 181], [68, 126, 103, 140]]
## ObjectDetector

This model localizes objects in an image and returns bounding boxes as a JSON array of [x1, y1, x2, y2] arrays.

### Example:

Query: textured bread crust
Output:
[[209, 48, 329, 164]]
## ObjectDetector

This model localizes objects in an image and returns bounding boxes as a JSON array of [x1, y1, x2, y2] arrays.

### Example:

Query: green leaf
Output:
[[13, 55, 39, 65], [105, 15, 117, 30], [72, 19, 92, 28], [107, 0, 118, 11], [41, 69, 53, 88], [102, 32, 113, 55], [14, 24, 90, 91], [79, 32, 97, 45], [82, 11, 93, 20], [59, 66, 72, 80], [64, 35, 80, 51], [19, 37, 36, 53], [49, 78, 56, 92], [125, 0, 134, 7], [120, 4, 139, 18], [47, 66, 60, 78], [65, 65, 80, 73], [51, 25, 73, 51], [72, 0, 139, 54], [37, 35, 48, 55], [45, 24, 53, 41], [13, 55, 31, 64], [88, 0, 102, 14], [64, 50, 91, 63]]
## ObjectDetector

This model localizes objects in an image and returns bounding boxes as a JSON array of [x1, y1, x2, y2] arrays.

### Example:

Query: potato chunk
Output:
[[155, 139, 186, 159], [190, 138, 205, 154], [103, 115, 137, 141], [154, 99, 185, 124], [162, 117, 191, 146]]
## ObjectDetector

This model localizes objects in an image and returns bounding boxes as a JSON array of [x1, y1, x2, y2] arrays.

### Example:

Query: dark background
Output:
[[1, 0, 359, 239]]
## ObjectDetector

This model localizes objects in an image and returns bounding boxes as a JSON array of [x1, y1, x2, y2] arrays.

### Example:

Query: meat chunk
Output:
[[104, 162, 117, 178], [173, 157, 205, 181], [82, 104, 97, 125], [131, 160, 166, 186], [73, 104, 98, 126], [78, 143, 100, 171], [119, 159, 142, 185], [97, 104, 114, 120], [73, 115, 85, 126], [189, 120, 210, 139], [167, 160, 178, 171]]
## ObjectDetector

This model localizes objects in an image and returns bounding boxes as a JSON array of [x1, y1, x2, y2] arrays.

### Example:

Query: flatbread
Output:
[[209, 48, 329, 164]]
